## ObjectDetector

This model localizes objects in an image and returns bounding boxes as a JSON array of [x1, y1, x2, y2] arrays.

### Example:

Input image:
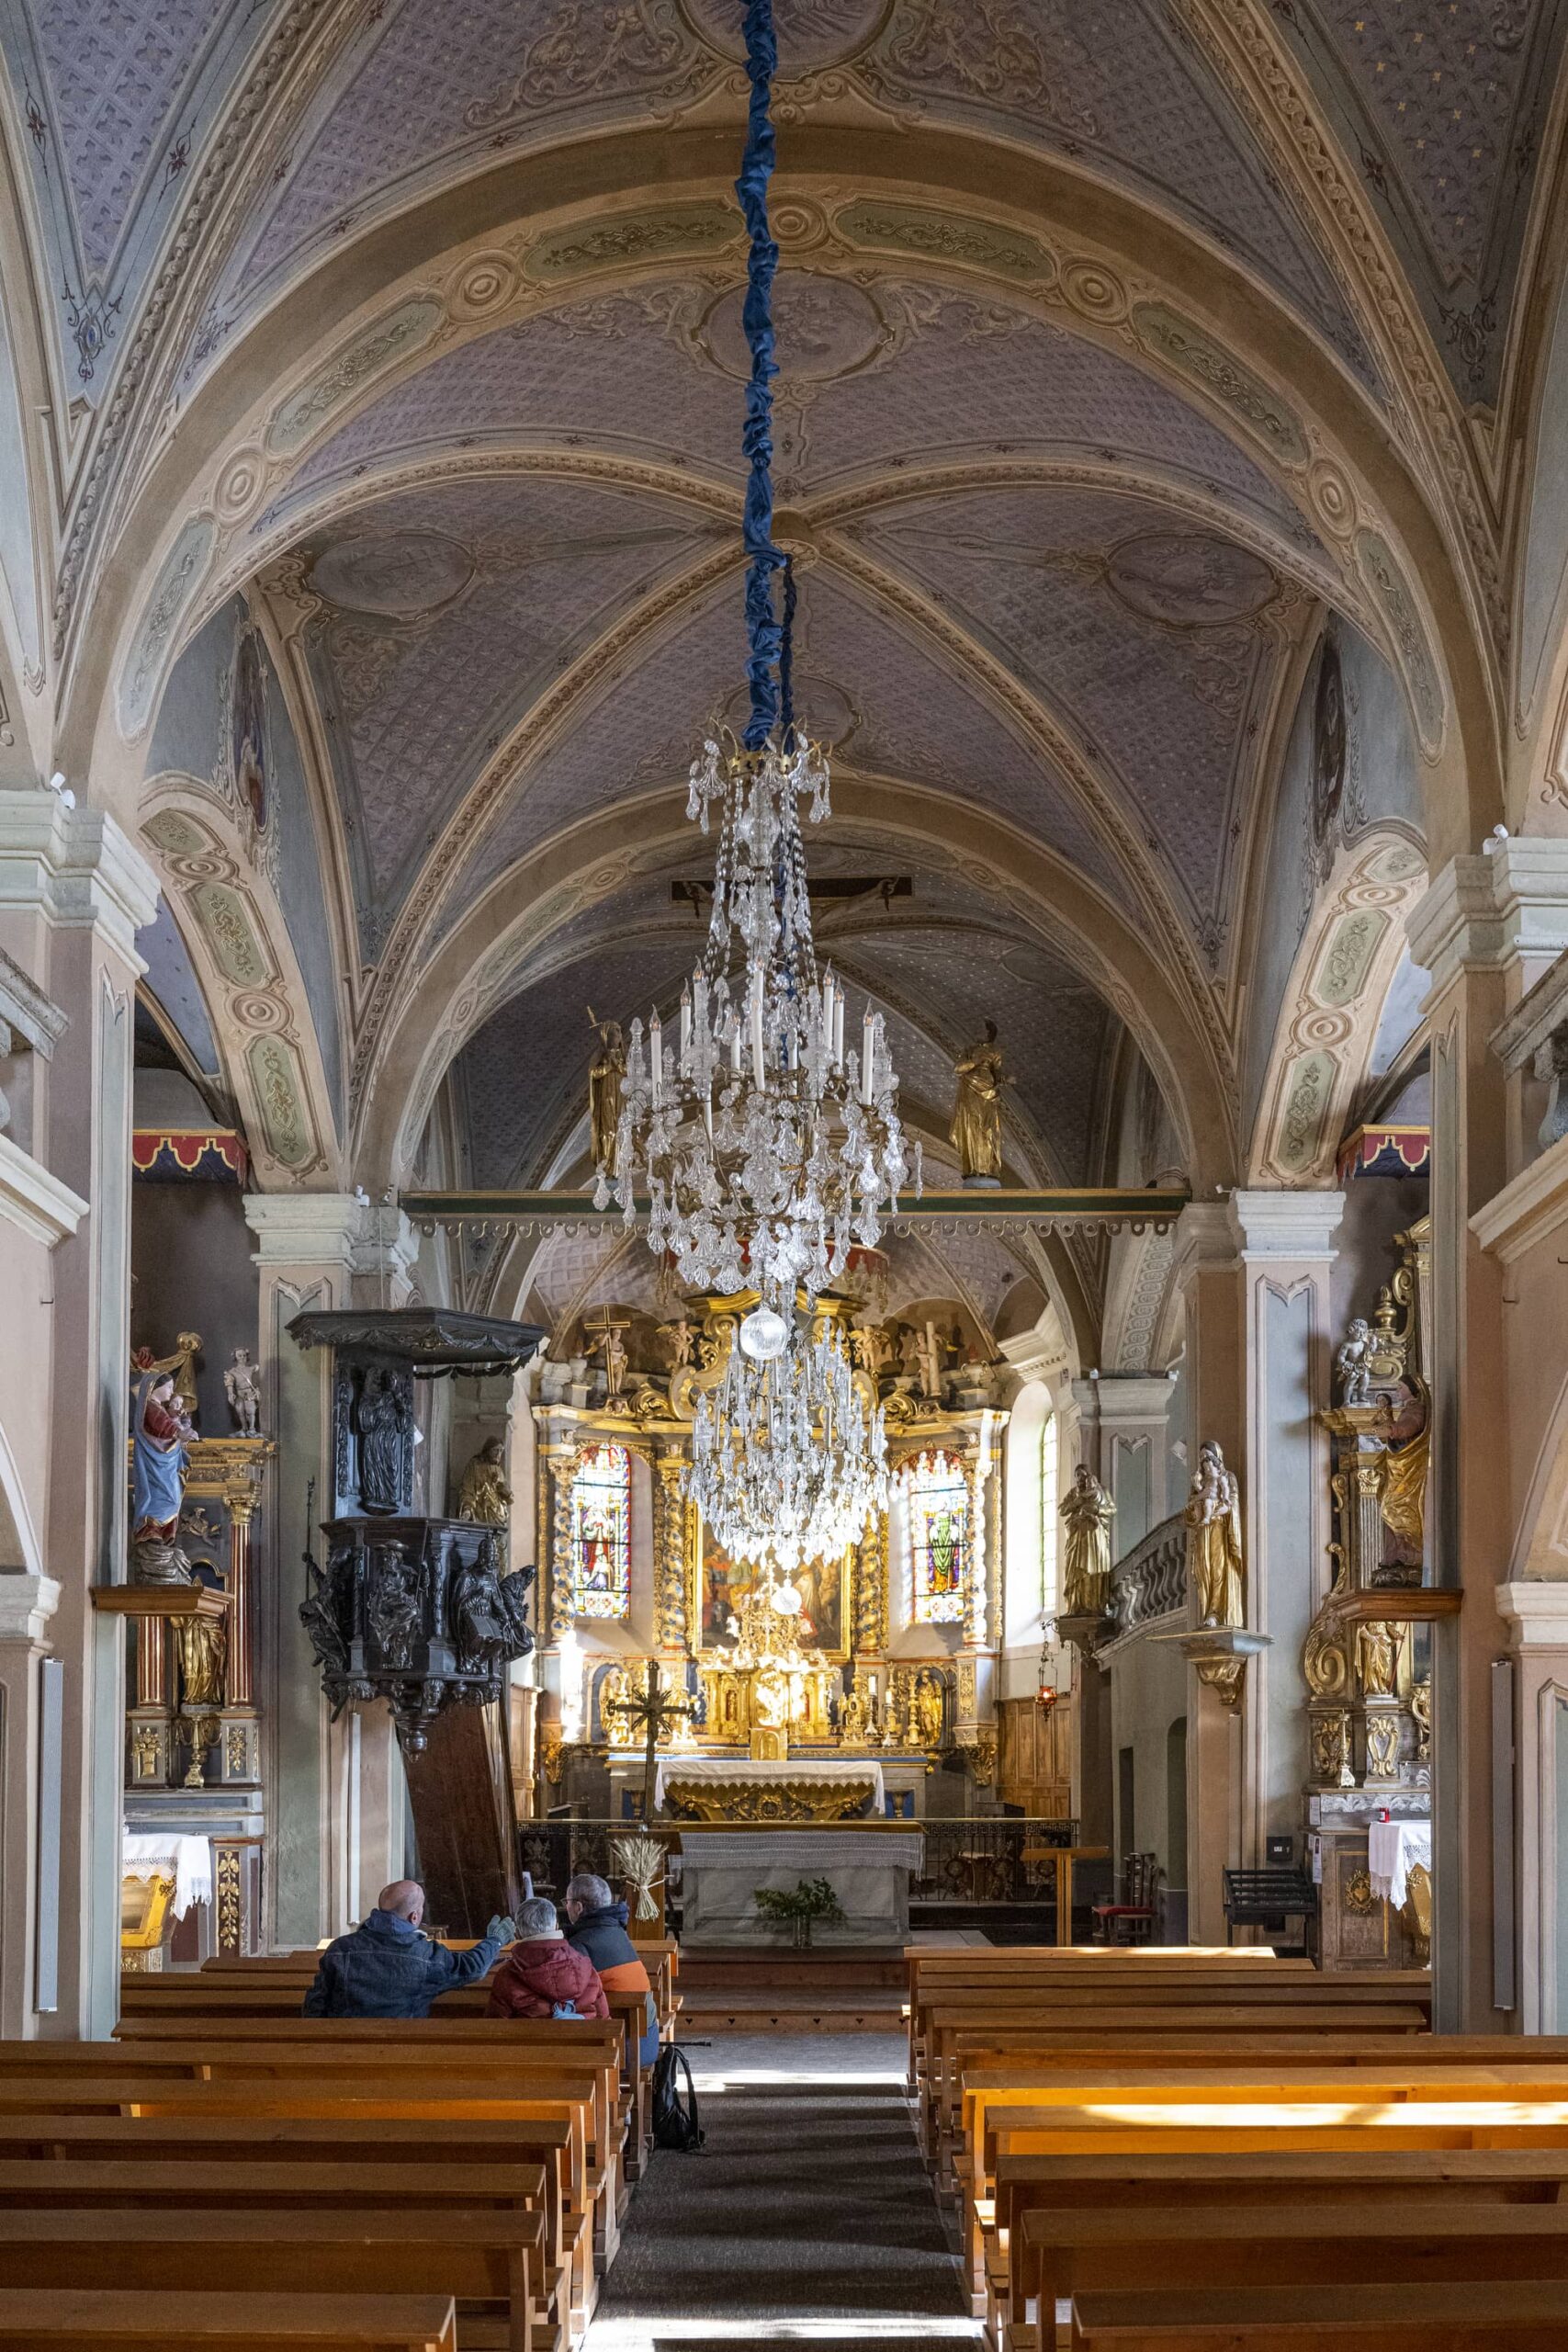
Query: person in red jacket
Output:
[[487, 1894, 609, 2019]]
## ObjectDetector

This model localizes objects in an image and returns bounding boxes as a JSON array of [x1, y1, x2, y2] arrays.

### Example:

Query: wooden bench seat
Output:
[[1067, 2278, 1568, 2347], [1019, 2199, 1568, 2346], [0, 2288, 458, 2349], [0, 2209, 543, 2352]]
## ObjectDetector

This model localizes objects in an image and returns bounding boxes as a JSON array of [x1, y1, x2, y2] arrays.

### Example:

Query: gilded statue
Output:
[[457, 1435, 513, 1526], [1182, 1438, 1245, 1629], [176, 1609, 227, 1709], [949, 1021, 1006, 1184], [839, 1673, 873, 1746], [1060, 1463, 1116, 1616], [588, 1010, 626, 1175], [915, 1671, 946, 1750], [1357, 1618, 1403, 1700]]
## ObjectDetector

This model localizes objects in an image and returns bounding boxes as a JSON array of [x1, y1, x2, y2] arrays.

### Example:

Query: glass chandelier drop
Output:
[[595, 0, 916, 1317], [685, 1315, 890, 1573]]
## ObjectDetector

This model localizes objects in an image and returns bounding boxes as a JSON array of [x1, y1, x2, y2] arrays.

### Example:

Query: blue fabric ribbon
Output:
[[737, 0, 785, 750]]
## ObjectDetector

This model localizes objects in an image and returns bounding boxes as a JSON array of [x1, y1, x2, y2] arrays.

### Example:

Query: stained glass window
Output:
[[906, 1449, 969, 1625], [569, 1443, 631, 1619]]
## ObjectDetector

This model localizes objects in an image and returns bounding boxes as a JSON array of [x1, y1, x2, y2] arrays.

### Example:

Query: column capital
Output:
[[1228, 1188, 1345, 1261], [1090, 1372, 1180, 1423], [243, 1191, 366, 1269], [1168, 1199, 1236, 1283], [1496, 1581, 1568, 1650], [0, 1572, 61, 1646], [1408, 842, 1568, 999], [348, 1203, 419, 1302], [0, 791, 158, 964], [998, 1328, 1069, 1386]]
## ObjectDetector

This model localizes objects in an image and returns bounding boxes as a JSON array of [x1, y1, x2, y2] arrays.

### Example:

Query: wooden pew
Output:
[[1068, 2278, 1568, 2347], [0, 2111, 590, 2341], [0, 2210, 542, 2352], [1018, 2199, 1568, 2347], [0, 2289, 459, 2349]]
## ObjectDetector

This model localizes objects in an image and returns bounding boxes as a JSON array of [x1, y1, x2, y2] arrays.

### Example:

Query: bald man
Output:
[[302, 1879, 514, 2018]]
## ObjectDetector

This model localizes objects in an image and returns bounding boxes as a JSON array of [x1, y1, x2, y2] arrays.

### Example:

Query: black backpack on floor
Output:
[[650, 2045, 705, 2153]]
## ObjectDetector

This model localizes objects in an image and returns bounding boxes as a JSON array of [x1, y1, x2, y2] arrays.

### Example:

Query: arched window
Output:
[[569, 1442, 631, 1619], [905, 1449, 969, 1624]]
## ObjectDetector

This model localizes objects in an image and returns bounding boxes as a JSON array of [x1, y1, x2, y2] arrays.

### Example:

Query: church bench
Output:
[[0, 2070, 613, 2255], [1066, 2278, 1568, 2348], [993, 2147, 1568, 2346], [0, 2208, 543, 2352], [1010, 2200, 1568, 2349], [0, 2288, 458, 2349], [0, 2114, 591, 2342]]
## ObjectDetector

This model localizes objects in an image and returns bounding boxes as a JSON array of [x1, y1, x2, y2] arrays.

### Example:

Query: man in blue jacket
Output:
[[563, 1871, 660, 2064], [302, 1879, 513, 2018]]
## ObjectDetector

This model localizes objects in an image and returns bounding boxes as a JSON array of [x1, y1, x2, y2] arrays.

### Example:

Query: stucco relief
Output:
[[118, 515, 217, 738], [267, 298, 445, 456]]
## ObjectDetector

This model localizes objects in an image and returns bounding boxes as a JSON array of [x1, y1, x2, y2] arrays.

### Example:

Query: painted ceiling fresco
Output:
[[1, 0, 1528, 1238]]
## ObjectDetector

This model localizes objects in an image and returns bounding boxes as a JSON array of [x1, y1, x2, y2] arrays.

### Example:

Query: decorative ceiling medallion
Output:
[[723, 672, 859, 749], [681, 0, 888, 71], [310, 529, 475, 617], [1106, 531, 1276, 628], [701, 270, 887, 382]]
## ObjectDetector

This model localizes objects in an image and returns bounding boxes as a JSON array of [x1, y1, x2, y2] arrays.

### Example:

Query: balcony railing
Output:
[[1101, 1511, 1187, 1646]]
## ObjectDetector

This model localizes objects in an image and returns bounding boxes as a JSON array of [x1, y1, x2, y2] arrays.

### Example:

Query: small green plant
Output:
[[751, 1875, 844, 1949]]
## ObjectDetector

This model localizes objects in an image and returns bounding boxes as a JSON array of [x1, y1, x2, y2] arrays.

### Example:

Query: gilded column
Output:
[[546, 1442, 580, 1643], [653, 1448, 689, 1653]]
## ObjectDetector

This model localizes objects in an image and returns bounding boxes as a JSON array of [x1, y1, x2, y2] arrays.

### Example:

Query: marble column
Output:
[[0, 792, 158, 2035], [1227, 1191, 1342, 1870], [243, 1193, 416, 1945], [1410, 842, 1568, 2028]]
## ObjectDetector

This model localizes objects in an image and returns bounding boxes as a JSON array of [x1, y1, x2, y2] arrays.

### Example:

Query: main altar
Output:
[[533, 1285, 1010, 1828]]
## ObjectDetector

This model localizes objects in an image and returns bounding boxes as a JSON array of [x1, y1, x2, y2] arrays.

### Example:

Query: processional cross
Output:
[[604, 1657, 696, 1822]]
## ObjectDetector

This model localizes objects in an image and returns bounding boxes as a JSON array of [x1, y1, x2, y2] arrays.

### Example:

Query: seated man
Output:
[[562, 1871, 659, 2065], [302, 1878, 513, 2018], [488, 1894, 610, 2018]]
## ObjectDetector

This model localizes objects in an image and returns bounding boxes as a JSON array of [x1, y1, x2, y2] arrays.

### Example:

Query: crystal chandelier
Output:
[[685, 1314, 891, 1573], [595, 0, 916, 1316]]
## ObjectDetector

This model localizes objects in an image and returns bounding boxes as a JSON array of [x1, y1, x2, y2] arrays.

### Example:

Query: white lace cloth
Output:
[[122, 1831, 212, 1919], [1367, 1819, 1431, 1909]]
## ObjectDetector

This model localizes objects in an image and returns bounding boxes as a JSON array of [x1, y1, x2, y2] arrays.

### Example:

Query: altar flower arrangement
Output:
[[750, 1875, 844, 1950]]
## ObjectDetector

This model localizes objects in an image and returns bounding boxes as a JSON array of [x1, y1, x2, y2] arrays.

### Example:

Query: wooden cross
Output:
[[604, 1657, 697, 1822]]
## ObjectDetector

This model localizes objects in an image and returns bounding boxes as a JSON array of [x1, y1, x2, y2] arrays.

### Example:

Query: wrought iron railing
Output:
[[1102, 1512, 1187, 1645], [519, 1812, 1077, 1910]]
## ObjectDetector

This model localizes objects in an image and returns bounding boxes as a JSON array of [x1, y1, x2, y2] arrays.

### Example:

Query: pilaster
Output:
[[0, 1573, 60, 2035]]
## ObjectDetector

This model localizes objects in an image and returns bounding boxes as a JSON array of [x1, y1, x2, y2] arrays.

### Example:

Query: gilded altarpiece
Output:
[[533, 1292, 1008, 1818]]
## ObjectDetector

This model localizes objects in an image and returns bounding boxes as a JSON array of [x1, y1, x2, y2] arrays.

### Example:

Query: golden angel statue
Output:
[[587, 1010, 626, 1175], [1182, 1438, 1245, 1629], [1060, 1463, 1116, 1616], [949, 1021, 1006, 1184]]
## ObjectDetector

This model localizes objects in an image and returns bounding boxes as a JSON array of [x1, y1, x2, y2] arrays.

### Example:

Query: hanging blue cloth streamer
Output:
[[737, 0, 785, 750]]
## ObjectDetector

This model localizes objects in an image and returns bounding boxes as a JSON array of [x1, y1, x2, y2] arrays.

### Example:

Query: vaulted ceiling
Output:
[[0, 0, 1548, 1309]]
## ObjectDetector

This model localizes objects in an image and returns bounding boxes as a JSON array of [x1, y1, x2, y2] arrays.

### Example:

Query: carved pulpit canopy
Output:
[[288, 1306, 545, 1379]]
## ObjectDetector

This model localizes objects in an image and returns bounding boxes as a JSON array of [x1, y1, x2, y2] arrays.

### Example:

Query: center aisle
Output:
[[585, 2032, 984, 2350]]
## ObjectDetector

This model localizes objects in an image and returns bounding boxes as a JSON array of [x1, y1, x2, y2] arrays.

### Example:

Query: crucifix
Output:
[[604, 1658, 697, 1822]]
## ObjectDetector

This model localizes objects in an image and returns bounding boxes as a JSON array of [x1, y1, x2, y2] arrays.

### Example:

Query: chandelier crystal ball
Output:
[[596, 731, 918, 1309], [684, 1315, 891, 1574]]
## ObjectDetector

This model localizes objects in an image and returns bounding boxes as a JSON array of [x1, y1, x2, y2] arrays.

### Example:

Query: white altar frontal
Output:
[[675, 1826, 926, 1947], [652, 1754, 884, 1819]]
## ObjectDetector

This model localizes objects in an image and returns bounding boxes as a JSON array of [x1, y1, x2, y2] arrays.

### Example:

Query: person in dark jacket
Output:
[[302, 1878, 513, 2018], [563, 1871, 659, 2064], [487, 1894, 609, 2018]]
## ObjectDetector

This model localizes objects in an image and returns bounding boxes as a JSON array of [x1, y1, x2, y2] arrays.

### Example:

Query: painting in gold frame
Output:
[[691, 1510, 850, 1659]]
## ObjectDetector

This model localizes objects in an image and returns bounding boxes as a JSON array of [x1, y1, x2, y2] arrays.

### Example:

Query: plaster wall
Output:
[[1108, 1626, 1190, 1894]]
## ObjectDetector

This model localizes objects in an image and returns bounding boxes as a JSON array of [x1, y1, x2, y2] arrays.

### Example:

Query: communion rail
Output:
[[521, 1813, 1078, 1910]]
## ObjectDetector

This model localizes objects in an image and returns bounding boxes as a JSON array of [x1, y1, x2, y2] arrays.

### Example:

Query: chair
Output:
[[1091, 1850, 1158, 1945]]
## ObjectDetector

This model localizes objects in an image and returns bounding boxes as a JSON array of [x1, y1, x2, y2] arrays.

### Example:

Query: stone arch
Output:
[[1247, 828, 1429, 1187], [357, 780, 1234, 1196], [62, 124, 1499, 865], [137, 781, 344, 1189]]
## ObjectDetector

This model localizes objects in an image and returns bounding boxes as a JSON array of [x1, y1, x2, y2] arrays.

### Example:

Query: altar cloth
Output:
[[122, 1830, 212, 1919], [1368, 1818, 1431, 1908], [654, 1755, 886, 1815]]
